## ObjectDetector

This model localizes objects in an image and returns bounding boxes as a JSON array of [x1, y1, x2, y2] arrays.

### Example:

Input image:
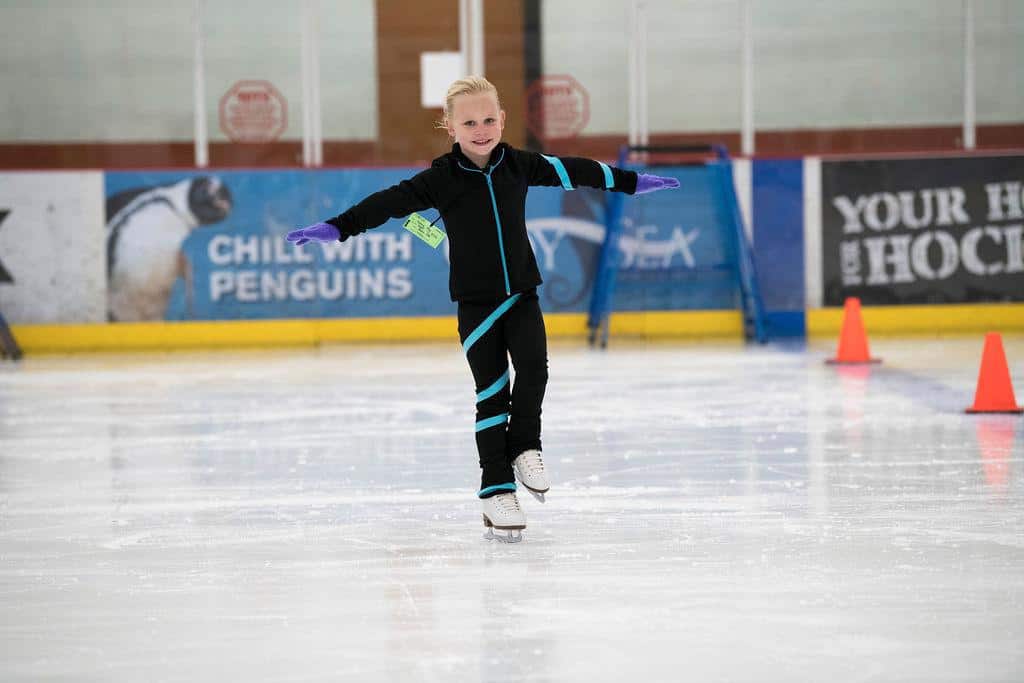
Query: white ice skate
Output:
[[481, 492, 526, 543], [513, 449, 549, 503]]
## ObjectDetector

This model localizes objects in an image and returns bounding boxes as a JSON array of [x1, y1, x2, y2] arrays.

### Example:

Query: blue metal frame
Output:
[[586, 144, 768, 346], [712, 147, 768, 344], [585, 145, 630, 348]]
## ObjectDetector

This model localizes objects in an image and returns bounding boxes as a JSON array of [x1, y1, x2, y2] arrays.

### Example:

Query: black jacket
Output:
[[327, 142, 638, 302]]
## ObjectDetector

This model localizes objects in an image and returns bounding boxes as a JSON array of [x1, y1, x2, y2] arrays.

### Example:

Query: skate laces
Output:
[[520, 450, 544, 474], [496, 493, 521, 512]]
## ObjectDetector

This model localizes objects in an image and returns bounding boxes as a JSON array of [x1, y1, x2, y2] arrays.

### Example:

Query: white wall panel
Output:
[[0, 1, 377, 142], [541, 0, 1023, 135], [0, 172, 106, 323]]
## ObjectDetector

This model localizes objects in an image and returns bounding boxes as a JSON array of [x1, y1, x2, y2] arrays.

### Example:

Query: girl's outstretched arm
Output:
[[519, 149, 638, 194], [519, 150, 678, 196], [286, 168, 440, 245]]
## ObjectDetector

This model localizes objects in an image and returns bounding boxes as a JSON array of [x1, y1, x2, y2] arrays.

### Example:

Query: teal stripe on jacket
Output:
[[541, 154, 574, 190]]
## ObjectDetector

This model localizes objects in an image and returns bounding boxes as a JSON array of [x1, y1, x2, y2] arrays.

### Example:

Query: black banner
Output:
[[821, 155, 1024, 305]]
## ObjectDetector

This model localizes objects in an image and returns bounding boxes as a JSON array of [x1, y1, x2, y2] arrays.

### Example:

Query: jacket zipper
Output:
[[457, 148, 511, 296], [483, 173, 511, 295]]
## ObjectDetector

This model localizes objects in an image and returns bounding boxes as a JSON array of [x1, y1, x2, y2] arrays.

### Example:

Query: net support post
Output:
[[192, 0, 208, 168], [962, 0, 976, 150], [740, 0, 754, 156]]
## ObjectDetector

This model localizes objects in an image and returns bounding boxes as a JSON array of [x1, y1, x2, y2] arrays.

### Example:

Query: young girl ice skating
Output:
[[286, 76, 679, 542]]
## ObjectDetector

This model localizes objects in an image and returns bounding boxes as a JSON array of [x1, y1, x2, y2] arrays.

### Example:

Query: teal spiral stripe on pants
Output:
[[457, 290, 547, 496], [477, 369, 510, 403], [462, 293, 521, 354]]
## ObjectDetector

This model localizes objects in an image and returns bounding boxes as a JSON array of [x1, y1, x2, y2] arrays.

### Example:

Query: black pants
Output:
[[457, 290, 548, 498]]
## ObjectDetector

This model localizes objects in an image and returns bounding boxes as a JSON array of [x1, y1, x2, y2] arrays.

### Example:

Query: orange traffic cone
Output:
[[826, 297, 881, 364], [966, 332, 1023, 414]]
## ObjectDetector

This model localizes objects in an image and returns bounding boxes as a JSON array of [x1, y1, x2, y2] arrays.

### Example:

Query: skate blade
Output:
[[483, 528, 524, 543], [515, 476, 549, 502], [482, 515, 525, 542]]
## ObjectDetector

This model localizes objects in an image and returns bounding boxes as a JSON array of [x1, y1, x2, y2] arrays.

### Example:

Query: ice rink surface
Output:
[[1, 335, 1022, 682]]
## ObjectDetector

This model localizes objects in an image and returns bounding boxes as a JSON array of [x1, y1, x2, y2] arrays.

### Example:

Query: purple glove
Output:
[[286, 222, 342, 246], [635, 173, 681, 195]]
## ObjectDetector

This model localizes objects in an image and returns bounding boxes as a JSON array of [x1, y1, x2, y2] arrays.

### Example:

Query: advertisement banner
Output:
[[104, 169, 611, 321], [603, 164, 745, 312], [103, 166, 729, 323], [0, 172, 105, 323], [821, 155, 1024, 305]]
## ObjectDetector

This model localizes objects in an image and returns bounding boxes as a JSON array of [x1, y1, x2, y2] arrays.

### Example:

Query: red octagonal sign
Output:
[[525, 75, 590, 141], [219, 80, 288, 144]]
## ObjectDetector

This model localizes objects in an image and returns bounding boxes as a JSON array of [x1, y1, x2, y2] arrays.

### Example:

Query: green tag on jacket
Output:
[[403, 213, 446, 248]]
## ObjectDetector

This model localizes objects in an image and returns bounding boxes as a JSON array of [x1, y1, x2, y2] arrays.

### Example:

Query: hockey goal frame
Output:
[[586, 143, 767, 348]]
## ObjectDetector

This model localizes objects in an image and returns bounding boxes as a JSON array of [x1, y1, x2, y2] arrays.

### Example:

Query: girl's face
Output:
[[446, 91, 505, 167]]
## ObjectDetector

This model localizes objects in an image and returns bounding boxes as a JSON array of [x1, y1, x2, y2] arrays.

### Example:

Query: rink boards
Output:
[[2, 151, 1022, 351]]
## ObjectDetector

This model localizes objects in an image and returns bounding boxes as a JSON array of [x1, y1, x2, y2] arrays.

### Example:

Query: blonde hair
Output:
[[435, 76, 502, 132]]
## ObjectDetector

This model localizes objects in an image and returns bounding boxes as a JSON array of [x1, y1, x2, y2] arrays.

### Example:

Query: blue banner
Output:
[[103, 166, 730, 322], [565, 164, 747, 312]]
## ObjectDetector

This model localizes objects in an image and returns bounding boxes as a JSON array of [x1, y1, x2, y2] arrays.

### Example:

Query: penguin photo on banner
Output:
[[105, 176, 233, 321]]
